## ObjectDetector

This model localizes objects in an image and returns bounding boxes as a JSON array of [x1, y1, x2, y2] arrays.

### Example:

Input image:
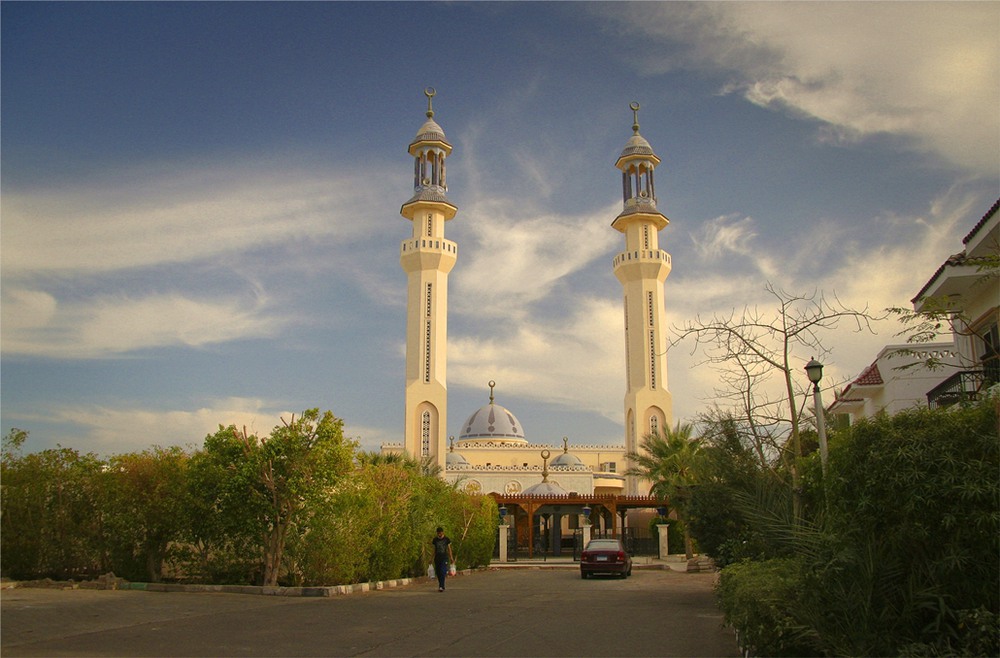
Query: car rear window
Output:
[[587, 540, 620, 550]]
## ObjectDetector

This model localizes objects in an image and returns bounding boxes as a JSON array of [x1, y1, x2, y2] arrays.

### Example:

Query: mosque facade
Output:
[[383, 90, 674, 506]]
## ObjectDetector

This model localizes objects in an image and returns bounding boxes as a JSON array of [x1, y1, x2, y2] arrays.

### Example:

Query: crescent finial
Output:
[[424, 87, 436, 118], [630, 102, 641, 134], [488, 380, 496, 404]]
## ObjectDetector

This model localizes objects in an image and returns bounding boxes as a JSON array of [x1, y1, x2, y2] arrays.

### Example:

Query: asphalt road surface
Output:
[[1, 569, 738, 657]]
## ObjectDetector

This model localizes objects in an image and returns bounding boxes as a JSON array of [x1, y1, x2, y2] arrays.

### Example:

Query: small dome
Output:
[[550, 437, 583, 468], [550, 451, 583, 468], [522, 478, 568, 496], [446, 450, 470, 468]]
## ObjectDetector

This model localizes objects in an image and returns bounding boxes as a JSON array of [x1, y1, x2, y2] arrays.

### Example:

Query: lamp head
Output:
[[805, 357, 824, 385]]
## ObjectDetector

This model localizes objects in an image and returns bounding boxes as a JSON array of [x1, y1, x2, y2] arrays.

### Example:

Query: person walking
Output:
[[431, 526, 454, 592]]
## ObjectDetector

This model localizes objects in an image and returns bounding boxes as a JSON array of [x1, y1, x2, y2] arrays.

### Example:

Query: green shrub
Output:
[[715, 558, 817, 657], [818, 400, 999, 652]]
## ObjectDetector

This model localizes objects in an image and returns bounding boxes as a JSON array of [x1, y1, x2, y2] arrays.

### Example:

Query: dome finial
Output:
[[488, 380, 496, 404], [630, 102, 641, 135], [424, 87, 436, 118], [562, 436, 569, 453], [540, 449, 551, 482], [449, 435, 455, 452]]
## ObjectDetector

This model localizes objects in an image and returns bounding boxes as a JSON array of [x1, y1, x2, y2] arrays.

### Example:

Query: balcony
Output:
[[926, 370, 986, 408], [612, 249, 671, 270]]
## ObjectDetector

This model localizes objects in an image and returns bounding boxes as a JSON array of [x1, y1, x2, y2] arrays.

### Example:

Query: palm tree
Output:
[[355, 450, 442, 478], [626, 422, 705, 559]]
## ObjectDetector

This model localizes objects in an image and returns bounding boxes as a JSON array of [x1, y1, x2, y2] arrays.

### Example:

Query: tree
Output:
[[626, 422, 704, 558], [1, 430, 106, 579], [195, 409, 356, 586], [672, 283, 879, 517], [101, 446, 190, 582], [716, 397, 999, 657], [683, 409, 792, 566]]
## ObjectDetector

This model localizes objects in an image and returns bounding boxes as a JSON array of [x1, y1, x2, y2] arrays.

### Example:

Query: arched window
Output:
[[421, 411, 431, 457]]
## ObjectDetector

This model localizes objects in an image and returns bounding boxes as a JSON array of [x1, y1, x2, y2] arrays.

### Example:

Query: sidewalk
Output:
[[489, 553, 692, 571], [0, 556, 700, 599]]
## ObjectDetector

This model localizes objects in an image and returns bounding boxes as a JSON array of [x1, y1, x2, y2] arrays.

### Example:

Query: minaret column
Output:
[[400, 88, 457, 473], [611, 102, 674, 495]]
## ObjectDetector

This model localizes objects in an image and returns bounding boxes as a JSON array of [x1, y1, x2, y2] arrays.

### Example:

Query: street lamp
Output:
[[581, 504, 592, 525], [804, 357, 829, 476], [499, 504, 508, 525]]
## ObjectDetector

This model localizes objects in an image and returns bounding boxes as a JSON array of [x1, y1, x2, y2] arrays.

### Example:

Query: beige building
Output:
[[832, 198, 999, 421], [911, 199, 999, 406], [829, 343, 961, 424], [384, 96, 676, 505]]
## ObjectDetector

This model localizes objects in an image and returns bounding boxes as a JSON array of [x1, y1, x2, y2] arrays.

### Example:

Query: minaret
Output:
[[612, 102, 674, 494], [400, 88, 458, 473]]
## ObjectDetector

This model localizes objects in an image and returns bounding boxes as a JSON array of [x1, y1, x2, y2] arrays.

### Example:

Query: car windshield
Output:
[[586, 540, 621, 550]]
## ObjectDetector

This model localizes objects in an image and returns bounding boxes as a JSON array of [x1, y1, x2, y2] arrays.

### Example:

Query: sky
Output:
[[3, 2, 998, 457]]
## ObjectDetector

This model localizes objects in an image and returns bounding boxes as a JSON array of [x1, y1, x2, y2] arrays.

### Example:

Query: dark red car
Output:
[[580, 538, 632, 578]]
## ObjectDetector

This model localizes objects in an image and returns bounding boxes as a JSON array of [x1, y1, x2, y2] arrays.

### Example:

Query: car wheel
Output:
[[581, 571, 587, 579]]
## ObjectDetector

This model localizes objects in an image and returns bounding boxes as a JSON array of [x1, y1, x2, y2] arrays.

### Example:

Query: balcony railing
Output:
[[926, 370, 986, 408]]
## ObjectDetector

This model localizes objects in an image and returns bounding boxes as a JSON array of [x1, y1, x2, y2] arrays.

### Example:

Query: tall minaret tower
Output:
[[400, 88, 458, 473], [612, 102, 674, 494]]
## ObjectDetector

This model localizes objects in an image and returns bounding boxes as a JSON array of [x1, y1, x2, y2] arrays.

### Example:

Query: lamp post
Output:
[[804, 357, 829, 477]]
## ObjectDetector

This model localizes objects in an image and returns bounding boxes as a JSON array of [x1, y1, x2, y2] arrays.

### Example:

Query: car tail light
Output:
[[617, 551, 625, 561], [581, 551, 589, 560]]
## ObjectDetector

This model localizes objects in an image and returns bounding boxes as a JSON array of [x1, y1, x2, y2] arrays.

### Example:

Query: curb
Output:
[[2, 569, 482, 598]]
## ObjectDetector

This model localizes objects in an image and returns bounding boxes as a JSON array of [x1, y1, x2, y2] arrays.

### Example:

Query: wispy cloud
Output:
[[451, 295, 624, 425], [1, 159, 402, 359], [452, 199, 617, 318], [1, 162, 382, 277], [602, 2, 1000, 176], [663, 188, 983, 415], [9, 397, 291, 454], [2, 287, 286, 358]]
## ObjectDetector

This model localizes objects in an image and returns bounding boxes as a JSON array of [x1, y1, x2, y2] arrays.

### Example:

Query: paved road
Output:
[[1, 569, 738, 657]]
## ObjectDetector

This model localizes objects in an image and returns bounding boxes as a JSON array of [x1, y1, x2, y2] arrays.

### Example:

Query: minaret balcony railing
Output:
[[400, 237, 458, 257], [612, 249, 670, 270]]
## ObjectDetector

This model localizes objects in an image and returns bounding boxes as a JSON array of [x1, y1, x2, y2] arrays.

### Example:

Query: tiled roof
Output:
[[853, 362, 884, 387], [912, 198, 998, 303], [963, 197, 999, 245]]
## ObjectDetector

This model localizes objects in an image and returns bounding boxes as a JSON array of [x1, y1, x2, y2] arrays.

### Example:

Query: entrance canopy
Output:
[[490, 492, 668, 558]]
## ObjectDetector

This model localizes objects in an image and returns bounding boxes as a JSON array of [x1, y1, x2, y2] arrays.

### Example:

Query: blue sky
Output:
[[3, 2, 998, 456]]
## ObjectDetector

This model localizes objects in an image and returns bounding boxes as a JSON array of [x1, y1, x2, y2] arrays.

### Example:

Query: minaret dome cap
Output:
[[410, 87, 451, 149], [616, 101, 660, 168]]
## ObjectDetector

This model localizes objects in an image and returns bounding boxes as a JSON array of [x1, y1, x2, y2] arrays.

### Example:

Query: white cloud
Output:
[[452, 199, 618, 318], [1, 287, 287, 358], [0, 159, 407, 358], [662, 188, 983, 421], [451, 296, 624, 424], [604, 2, 1000, 175], [1, 162, 382, 276], [19, 397, 292, 454]]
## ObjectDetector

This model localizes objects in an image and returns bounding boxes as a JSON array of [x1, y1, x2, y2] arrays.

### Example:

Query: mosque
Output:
[[382, 91, 674, 555]]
